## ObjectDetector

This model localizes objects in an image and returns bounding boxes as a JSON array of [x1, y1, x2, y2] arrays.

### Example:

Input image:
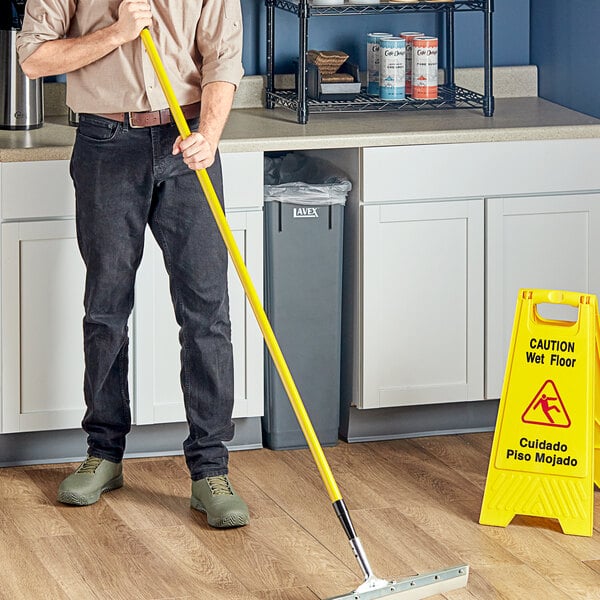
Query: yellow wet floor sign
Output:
[[480, 289, 598, 537], [595, 314, 600, 502]]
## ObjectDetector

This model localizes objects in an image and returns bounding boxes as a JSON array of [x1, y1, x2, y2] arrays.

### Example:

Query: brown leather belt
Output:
[[97, 102, 201, 128]]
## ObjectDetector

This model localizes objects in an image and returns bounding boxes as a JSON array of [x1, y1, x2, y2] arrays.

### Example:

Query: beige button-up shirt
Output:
[[17, 0, 244, 114]]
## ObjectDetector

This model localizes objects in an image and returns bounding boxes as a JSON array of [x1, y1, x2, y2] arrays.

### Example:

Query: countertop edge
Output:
[[4, 123, 600, 163], [219, 123, 600, 153], [2, 96, 600, 163]]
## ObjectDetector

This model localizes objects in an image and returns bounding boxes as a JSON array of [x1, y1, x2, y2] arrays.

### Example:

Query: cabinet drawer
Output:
[[363, 139, 600, 203], [0, 152, 263, 221], [221, 151, 263, 210], [1, 161, 75, 220]]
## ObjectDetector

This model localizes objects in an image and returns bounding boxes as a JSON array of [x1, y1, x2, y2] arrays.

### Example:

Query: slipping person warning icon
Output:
[[521, 380, 571, 428], [534, 393, 560, 423]]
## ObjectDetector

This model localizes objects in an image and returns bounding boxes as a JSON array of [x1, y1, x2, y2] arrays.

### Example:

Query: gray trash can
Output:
[[262, 153, 351, 450]]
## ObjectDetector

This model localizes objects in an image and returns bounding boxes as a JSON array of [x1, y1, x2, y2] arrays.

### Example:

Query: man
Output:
[[17, 0, 249, 529]]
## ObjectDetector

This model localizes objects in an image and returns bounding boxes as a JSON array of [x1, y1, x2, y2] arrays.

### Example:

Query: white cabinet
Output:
[[1, 160, 83, 433], [1, 220, 86, 432], [134, 210, 264, 423], [4, 138, 600, 438], [0, 152, 264, 435], [133, 151, 264, 424], [486, 193, 600, 399], [361, 200, 484, 408], [350, 139, 600, 411]]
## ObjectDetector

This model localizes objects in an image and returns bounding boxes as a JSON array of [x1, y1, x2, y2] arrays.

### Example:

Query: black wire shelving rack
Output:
[[265, 0, 494, 124]]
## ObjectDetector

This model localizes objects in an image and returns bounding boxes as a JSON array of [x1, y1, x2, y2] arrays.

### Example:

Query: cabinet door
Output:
[[361, 200, 484, 408], [486, 194, 600, 399], [1, 221, 86, 432], [134, 210, 264, 424]]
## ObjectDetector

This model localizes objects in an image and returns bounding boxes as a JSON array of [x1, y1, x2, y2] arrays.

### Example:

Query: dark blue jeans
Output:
[[70, 113, 234, 480]]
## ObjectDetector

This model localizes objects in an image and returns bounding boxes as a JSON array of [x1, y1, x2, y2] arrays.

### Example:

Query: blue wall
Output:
[[530, 0, 600, 119], [241, 0, 530, 75]]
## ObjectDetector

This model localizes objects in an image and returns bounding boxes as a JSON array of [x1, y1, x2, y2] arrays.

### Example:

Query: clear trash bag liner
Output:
[[264, 153, 351, 206]]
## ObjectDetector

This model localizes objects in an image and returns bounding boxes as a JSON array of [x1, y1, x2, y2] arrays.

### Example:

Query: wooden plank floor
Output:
[[0, 433, 599, 600]]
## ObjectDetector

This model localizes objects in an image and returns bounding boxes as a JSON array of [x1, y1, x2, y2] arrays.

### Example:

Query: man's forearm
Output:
[[20, 0, 152, 79], [21, 27, 125, 79], [197, 82, 236, 154]]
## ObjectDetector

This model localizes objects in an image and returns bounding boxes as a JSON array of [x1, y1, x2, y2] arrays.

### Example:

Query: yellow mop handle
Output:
[[140, 29, 342, 503]]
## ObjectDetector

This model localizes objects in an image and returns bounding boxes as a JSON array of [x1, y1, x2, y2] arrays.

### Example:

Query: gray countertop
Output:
[[1, 96, 600, 162]]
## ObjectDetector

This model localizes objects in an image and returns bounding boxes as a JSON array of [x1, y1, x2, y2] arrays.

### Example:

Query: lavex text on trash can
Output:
[[367, 32, 392, 96], [379, 37, 406, 101], [412, 36, 438, 99], [399, 32, 424, 96]]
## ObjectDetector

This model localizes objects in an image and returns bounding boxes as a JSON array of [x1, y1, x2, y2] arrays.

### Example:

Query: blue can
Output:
[[367, 32, 393, 96], [379, 37, 406, 101]]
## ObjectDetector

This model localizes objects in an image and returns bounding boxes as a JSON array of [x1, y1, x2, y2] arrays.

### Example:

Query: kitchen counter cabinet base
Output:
[[341, 139, 600, 437], [1, 153, 265, 439]]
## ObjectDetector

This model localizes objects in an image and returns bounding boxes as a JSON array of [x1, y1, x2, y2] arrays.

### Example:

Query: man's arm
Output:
[[172, 81, 236, 171], [20, 0, 152, 79]]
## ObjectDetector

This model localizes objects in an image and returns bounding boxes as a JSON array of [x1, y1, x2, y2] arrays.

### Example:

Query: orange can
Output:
[[399, 32, 424, 95], [412, 36, 438, 100]]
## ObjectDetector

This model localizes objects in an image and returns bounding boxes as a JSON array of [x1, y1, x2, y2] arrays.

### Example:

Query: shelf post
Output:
[[444, 5, 456, 104], [297, 0, 309, 124], [266, 0, 275, 109], [483, 0, 495, 116]]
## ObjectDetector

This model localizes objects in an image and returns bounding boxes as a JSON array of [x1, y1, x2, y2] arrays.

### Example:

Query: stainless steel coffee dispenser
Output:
[[0, 0, 43, 130]]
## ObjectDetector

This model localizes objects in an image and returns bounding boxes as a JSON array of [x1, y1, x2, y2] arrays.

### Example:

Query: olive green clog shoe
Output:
[[57, 456, 123, 506], [191, 474, 250, 528]]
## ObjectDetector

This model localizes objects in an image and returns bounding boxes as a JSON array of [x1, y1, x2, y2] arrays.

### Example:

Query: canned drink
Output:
[[379, 37, 406, 101], [367, 32, 393, 96], [399, 32, 424, 95], [412, 36, 438, 99]]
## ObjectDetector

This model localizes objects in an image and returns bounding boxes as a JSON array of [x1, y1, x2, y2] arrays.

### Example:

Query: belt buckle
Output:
[[127, 112, 145, 128]]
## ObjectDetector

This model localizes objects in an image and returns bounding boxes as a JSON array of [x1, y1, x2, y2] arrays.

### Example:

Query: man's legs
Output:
[[61, 116, 247, 524]]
